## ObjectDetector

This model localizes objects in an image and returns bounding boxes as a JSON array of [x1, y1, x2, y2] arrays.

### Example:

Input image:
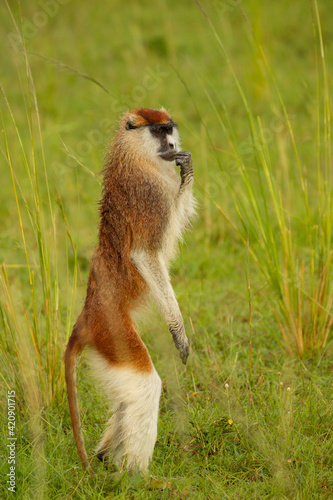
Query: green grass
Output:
[[1, 0, 333, 498]]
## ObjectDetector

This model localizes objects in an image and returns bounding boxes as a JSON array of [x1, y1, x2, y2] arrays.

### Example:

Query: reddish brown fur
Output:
[[85, 126, 171, 372], [132, 107, 172, 127], [64, 311, 93, 472], [66, 108, 172, 372]]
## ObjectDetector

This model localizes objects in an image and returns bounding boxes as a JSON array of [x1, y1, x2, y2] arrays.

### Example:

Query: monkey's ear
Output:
[[125, 115, 137, 130], [159, 106, 173, 124], [126, 121, 137, 130]]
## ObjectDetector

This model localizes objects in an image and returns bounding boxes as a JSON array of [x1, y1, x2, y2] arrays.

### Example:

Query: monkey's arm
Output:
[[130, 250, 189, 364]]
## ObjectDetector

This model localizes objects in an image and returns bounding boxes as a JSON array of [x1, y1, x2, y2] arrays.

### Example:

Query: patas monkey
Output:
[[65, 107, 195, 475]]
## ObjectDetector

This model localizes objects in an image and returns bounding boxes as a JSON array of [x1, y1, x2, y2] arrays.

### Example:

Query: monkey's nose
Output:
[[169, 143, 175, 149]]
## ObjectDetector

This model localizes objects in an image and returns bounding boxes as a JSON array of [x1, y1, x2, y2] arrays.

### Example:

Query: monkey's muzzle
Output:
[[158, 151, 177, 162]]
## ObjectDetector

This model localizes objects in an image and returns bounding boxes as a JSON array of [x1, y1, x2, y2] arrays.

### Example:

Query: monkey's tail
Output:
[[65, 327, 94, 476]]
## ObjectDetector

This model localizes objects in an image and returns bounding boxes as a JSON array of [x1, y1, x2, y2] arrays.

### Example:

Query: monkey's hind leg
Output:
[[96, 403, 126, 468], [87, 348, 162, 474]]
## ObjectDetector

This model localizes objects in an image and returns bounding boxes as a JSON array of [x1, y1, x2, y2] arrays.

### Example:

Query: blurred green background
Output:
[[1, 1, 333, 498]]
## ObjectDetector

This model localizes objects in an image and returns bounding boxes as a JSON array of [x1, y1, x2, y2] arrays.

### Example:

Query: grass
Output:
[[1, 0, 333, 498]]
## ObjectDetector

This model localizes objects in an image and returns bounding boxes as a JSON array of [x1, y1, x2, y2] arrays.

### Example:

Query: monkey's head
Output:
[[122, 108, 180, 165]]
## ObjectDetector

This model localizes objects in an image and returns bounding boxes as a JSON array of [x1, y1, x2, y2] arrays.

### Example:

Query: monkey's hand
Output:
[[169, 321, 190, 364], [175, 151, 193, 188]]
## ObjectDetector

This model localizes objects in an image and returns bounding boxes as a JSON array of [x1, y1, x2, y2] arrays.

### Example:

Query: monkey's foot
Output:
[[97, 451, 108, 465], [96, 452, 120, 472]]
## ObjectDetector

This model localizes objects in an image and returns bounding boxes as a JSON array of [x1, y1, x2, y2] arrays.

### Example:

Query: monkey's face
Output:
[[124, 109, 181, 166], [133, 121, 180, 165], [149, 122, 179, 162]]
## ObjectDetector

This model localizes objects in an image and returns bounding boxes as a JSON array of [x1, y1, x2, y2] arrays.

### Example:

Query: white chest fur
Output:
[[156, 160, 196, 264]]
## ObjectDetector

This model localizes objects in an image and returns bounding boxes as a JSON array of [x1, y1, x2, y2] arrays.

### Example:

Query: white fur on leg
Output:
[[97, 403, 126, 466], [86, 348, 162, 473]]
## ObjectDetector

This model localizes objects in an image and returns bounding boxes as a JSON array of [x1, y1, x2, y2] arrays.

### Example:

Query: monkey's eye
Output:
[[150, 127, 165, 137], [150, 125, 174, 137]]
